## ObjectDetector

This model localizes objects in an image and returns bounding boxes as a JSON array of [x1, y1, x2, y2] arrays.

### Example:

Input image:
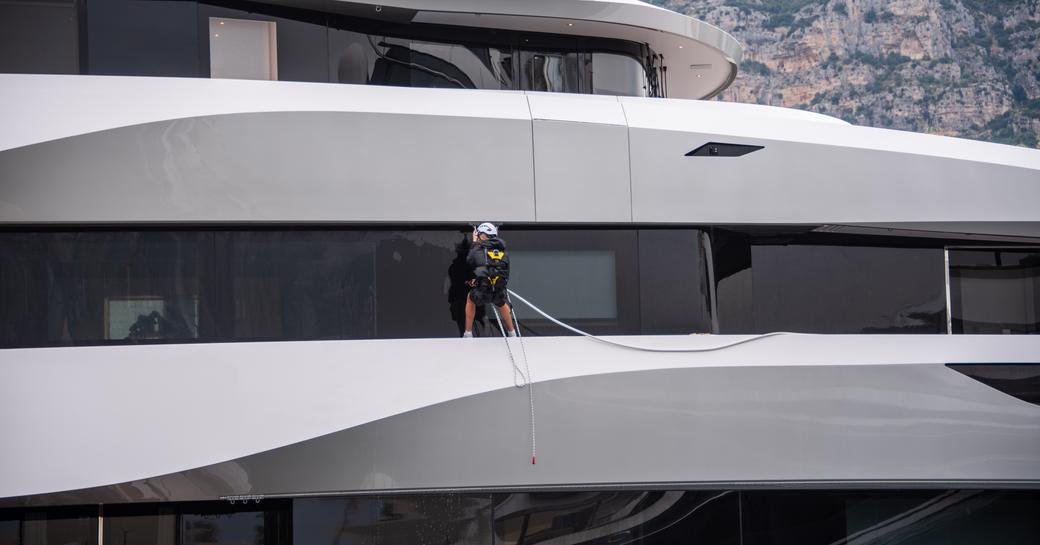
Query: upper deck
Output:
[[0, 0, 741, 99]]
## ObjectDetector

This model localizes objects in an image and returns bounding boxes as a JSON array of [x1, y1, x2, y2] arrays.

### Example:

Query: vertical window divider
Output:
[[944, 246, 953, 335]]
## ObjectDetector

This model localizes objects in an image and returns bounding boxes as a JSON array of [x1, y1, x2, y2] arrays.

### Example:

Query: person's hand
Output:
[[466, 279, 477, 288]]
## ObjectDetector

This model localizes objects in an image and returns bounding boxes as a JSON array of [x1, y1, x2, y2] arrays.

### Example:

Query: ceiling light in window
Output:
[[213, 33, 219, 37], [219, 20, 224, 25]]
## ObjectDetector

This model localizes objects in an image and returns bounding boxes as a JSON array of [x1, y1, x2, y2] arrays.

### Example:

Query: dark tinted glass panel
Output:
[[742, 490, 1040, 545], [505, 230, 640, 336], [493, 491, 738, 545], [711, 229, 945, 334], [104, 505, 175, 545], [520, 50, 580, 93], [200, 3, 329, 82], [368, 36, 515, 90], [0, 232, 207, 348], [638, 229, 713, 334], [591, 52, 646, 97], [0, 0, 79, 74], [181, 502, 288, 545], [950, 249, 1040, 334], [0, 517, 18, 545], [293, 494, 492, 545], [750, 245, 945, 333], [22, 508, 97, 545], [221, 230, 461, 340], [328, 27, 381, 84], [85, 0, 199, 77]]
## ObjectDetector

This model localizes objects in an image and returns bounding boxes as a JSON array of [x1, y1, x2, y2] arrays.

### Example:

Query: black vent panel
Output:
[[686, 142, 764, 157], [947, 364, 1040, 406]]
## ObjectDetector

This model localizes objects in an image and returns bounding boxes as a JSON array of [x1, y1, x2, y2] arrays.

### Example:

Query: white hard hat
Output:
[[476, 222, 498, 237]]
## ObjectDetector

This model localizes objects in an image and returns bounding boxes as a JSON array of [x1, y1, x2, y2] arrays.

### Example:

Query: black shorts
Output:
[[469, 286, 508, 307]]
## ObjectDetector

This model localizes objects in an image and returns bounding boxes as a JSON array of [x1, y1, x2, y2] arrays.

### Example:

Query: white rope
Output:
[[506, 289, 806, 352], [492, 304, 537, 464]]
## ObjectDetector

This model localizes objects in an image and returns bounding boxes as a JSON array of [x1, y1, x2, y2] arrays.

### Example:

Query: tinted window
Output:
[[293, 494, 492, 545], [0, 232, 208, 347], [591, 52, 646, 97], [0, 517, 18, 545], [742, 490, 1040, 545], [710, 229, 946, 334], [492, 491, 738, 545], [505, 230, 641, 336], [181, 502, 288, 545], [103, 505, 176, 545], [638, 229, 713, 334], [0, 0, 79, 74], [328, 27, 382, 84], [520, 50, 580, 93], [85, 0, 198, 77], [22, 508, 97, 545], [950, 249, 1040, 334], [370, 37, 515, 90], [750, 245, 945, 333]]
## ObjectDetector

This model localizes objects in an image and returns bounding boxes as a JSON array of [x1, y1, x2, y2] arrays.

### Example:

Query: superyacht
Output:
[[1, 0, 1038, 543]]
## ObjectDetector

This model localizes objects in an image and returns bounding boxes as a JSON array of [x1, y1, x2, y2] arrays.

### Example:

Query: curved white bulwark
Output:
[[2, 335, 1040, 500], [269, 0, 743, 99], [1, 74, 1039, 239]]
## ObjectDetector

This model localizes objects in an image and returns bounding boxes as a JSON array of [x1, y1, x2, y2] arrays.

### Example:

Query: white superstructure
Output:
[[0, 1, 1038, 543]]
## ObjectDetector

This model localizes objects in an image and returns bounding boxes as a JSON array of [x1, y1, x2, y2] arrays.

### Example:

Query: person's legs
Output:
[[464, 293, 477, 335]]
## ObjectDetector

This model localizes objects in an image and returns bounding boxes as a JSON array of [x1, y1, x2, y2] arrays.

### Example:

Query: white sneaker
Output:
[[462, 331, 473, 338]]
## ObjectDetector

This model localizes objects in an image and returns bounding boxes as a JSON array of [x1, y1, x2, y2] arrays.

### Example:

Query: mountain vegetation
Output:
[[654, 0, 1040, 148]]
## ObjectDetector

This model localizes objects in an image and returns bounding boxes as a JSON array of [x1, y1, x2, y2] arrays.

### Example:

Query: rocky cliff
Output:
[[654, 0, 1040, 148]]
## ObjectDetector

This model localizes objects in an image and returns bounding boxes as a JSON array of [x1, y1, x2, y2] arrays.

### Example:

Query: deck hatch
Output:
[[686, 142, 764, 157]]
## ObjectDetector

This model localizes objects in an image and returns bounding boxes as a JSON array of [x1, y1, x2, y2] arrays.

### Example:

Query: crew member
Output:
[[463, 223, 515, 338]]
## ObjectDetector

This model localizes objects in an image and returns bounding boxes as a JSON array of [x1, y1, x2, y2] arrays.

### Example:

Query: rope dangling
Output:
[[492, 305, 537, 465]]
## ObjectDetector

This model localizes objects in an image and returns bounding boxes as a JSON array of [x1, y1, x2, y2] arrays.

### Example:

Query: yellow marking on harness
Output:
[[487, 249, 505, 260], [489, 276, 501, 286]]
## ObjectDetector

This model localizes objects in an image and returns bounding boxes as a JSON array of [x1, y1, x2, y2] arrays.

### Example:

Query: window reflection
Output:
[[22, 508, 97, 545], [293, 495, 492, 545], [710, 229, 946, 334], [950, 249, 1040, 334], [520, 50, 580, 93], [591, 52, 647, 97], [492, 491, 738, 545], [0, 517, 19, 545], [742, 490, 1040, 545]]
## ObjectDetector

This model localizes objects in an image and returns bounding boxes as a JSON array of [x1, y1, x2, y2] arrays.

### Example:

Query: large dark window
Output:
[[293, 495, 492, 545], [0, 514, 19, 545], [492, 491, 738, 545], [85, 0, 198, 77], [0, 0, 80, 74], [21, 507, 98, 545], [103, 505, 176, 545], [0, 227, 722, 348], [950, 249, 1040, 334], [711, 229, 947, 334], [2, 490, 1039, 544], [741, 490, 1040, 545]]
